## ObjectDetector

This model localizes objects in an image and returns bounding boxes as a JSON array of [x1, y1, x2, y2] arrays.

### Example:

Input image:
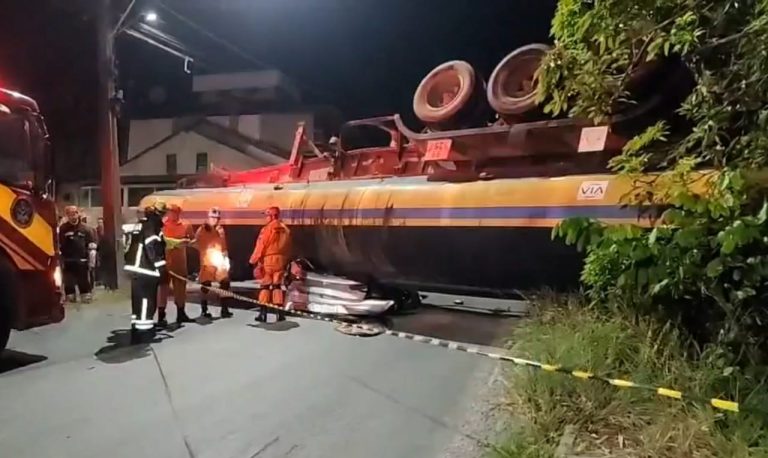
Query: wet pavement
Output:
[[0, 289, 515, 458]]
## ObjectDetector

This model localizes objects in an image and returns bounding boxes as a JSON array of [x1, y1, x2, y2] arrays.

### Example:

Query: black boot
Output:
[[156, 308, 168, 328], [177, 307, 193, 323], [256, 305, 267, 322], [220, 305, 233, 319], [200, 300, 212, 319]]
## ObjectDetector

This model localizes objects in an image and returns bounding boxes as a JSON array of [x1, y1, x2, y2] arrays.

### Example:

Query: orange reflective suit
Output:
[[249, 220, 291, 305], [195, 224, 229, 283], [159, 218, 194, 309]]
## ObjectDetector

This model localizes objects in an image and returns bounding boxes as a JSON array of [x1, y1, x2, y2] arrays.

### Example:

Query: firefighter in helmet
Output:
[[249, 206, 291, 322], [124, 202, 168, 341], [193, 207, 233, 319], [158, 203, 195, 326]]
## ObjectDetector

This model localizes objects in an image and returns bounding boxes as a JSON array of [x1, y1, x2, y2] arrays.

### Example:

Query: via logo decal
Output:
[[577, 181, 609, 201]]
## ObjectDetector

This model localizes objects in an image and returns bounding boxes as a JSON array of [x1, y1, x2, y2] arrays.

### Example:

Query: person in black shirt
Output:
[[59, 206, 97, 303], [94, 217, 105, 287]]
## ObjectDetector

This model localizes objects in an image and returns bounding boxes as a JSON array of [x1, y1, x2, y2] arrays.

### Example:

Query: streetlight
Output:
[[96, 1, 191, 290], [144, 11, 158, 23]]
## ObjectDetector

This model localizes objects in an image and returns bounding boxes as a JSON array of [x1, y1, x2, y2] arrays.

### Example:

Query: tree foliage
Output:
[[541, 0, 768, 364]]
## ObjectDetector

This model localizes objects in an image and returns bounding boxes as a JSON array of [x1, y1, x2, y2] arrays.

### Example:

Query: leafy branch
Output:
[[543, 0, 768, 366]]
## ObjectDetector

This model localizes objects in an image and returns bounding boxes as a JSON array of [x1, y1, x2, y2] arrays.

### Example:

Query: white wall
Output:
[[126, 119, 174, 160], [126, 113, 312, 176], [61, 110, 313, 225], [207, 115, 262, 139], [122, 130, 265, 176], [259, 113, 313, 151], [55, 182, 159, 225]]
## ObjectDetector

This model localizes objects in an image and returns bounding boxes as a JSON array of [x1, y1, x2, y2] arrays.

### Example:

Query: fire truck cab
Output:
[[0, 88, 63, 351]]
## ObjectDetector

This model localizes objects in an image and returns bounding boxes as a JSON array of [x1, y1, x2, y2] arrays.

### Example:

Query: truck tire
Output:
[[413, 60, 491, 130], [0, 258, 17, 352], [486, 44, 551, 122]]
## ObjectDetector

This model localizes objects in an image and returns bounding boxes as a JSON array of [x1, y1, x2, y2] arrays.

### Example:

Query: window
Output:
[[195, 152, 208, 173], [78, 187, 103, 207], [78, 188, 90, 206], [90, 188, 102, 207], [166, 154, 177, 175]]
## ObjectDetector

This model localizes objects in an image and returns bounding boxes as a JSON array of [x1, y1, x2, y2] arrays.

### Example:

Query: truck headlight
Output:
[[53, 265, 62, 288]]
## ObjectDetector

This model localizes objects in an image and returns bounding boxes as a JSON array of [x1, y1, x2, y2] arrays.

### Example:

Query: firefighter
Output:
[[249, 206, 291, 322], [194, 207, 233, 319], [124, 202, 167, 341], [158, 204, 195, 326], [59, 206, 97, 303]]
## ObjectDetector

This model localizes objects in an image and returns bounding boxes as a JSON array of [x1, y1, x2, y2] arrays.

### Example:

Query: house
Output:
[[58, 69, 340, 222]]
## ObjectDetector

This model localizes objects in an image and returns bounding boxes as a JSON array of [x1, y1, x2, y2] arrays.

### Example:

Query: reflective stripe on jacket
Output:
[[124, 219, 166, 277]]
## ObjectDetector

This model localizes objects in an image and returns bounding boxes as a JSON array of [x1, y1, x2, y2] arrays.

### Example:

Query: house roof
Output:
[[121, 116, 288, 167], [77, 174, 191, 187]]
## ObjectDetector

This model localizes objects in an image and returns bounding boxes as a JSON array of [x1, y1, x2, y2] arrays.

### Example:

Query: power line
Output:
[[156, 1, 333, 100], [157, 1, 273, 70]]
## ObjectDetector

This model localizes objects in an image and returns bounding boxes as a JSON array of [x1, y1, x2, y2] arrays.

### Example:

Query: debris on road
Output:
[[286, 264, 395, 316]]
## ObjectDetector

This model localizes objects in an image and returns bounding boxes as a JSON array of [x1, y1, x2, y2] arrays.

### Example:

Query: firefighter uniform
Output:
[[124, 205, 167, 340], [158, 205, 195, 325], [195, 207, 232, 319], [59, 207, 97, 303], [249, 207, 291, 321]]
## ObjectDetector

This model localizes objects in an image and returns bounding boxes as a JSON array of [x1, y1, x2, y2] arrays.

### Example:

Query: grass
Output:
[[491, 293, 768, 458]]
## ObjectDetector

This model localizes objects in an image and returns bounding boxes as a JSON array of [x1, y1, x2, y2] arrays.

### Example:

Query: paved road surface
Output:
[[0, 292, 513, 458]]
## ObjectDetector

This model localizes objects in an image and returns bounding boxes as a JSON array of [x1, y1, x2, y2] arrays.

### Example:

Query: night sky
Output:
[[0, 0, 557, 179]]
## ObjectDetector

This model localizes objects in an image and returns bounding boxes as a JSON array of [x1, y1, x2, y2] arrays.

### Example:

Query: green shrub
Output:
[[540, 0, 768, 367], [493, 296, 768, 457], [495, 1, 768, 454], [554, 171, 768, 364]]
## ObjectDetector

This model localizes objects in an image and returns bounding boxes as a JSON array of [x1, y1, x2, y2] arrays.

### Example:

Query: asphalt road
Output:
[[0, 291, 514, 458]]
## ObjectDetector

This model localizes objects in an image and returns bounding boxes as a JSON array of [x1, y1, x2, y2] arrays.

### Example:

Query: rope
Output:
[[168, 271, 746, 414]]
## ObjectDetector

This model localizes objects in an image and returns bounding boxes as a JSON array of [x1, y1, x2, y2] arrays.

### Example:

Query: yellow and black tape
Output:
[[168, 271, 743, 414], [379, 329, 740, 413], [169, 271, 364, 327]]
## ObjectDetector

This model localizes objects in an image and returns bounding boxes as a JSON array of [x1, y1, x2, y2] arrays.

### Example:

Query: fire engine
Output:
[[0, 88, 63, 351]]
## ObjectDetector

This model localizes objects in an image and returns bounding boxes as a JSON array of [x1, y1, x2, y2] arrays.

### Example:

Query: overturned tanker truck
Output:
[[141, 44, 691, 302]]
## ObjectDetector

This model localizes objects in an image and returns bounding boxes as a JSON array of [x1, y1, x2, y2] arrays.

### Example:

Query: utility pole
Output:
[[93, 0, 193, 290], [96, 0, 123, 290]]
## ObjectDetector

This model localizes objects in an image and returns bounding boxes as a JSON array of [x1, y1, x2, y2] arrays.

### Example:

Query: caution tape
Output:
[[375, 329, 742, 413], [168, 271, 743, 414], [168, 271, 385, 334]]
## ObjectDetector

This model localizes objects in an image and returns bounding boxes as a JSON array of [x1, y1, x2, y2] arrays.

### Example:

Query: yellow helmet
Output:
[[145, 201, 168, 215]]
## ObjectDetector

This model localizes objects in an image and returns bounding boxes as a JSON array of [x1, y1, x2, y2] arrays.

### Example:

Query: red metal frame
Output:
[[214, 88, 671, 187]]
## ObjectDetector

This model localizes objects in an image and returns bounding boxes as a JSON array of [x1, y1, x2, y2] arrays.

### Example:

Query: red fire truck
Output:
[[0, 88, 63, 351]]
